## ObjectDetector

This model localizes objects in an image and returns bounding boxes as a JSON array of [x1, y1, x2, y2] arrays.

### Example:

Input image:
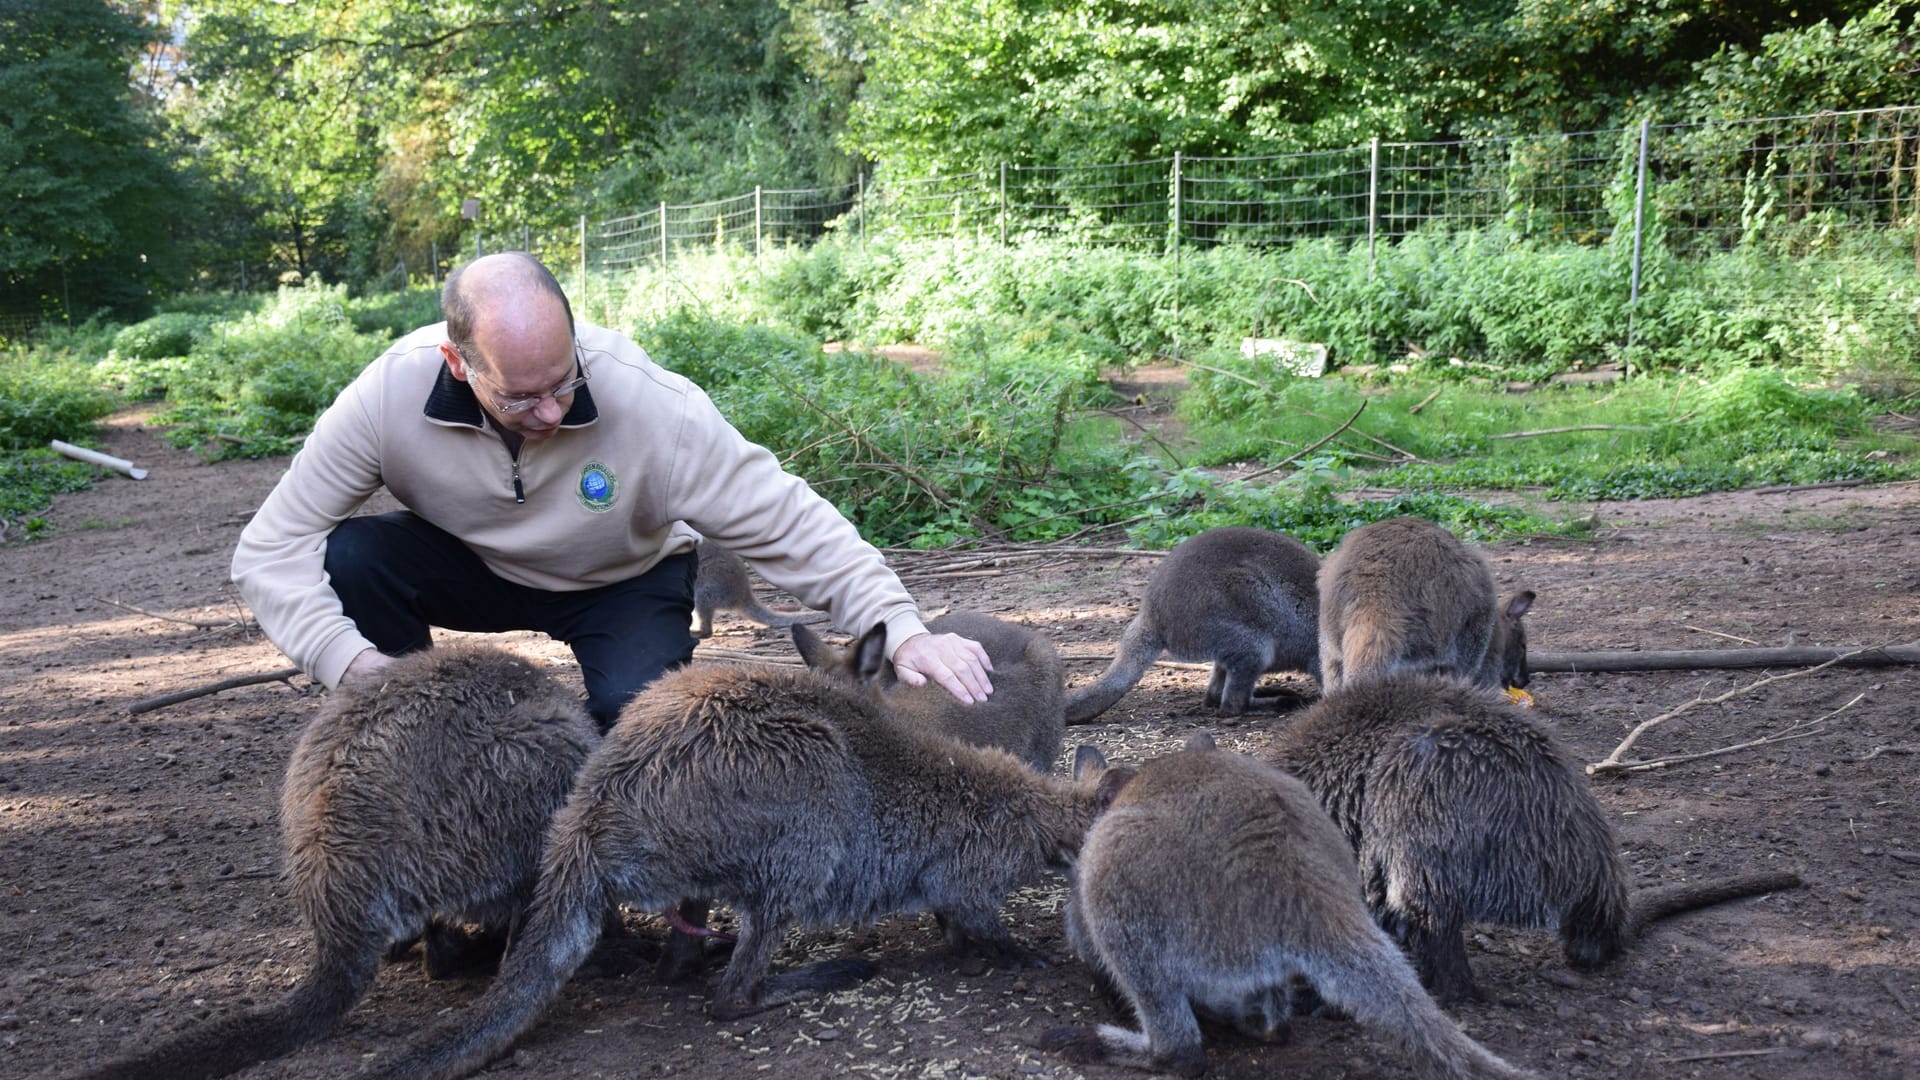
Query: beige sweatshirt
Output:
[[232, 320, 928, 688]]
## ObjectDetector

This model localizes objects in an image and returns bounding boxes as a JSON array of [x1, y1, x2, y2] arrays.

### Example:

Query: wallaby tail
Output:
[[740, 598, 830, 629], [367, 831, 612, 1080], [77, 944, 377, 1080], [1628, 870, 1802, 938], [1314, 934, 1537, 1080], [1065, 616, 1164, 725]]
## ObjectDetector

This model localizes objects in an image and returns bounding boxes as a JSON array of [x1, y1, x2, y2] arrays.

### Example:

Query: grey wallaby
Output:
[[792, 609, 1065, 773], [368, 632, 1111, 1080], [690, 537, 828, 637], [75, 643, 597, 1080], [1317, 516, 1534, 693], [1266, 674, 1802, 1003], [1042, 738, 1535, 1080], [1065, 526, 1321, 723]]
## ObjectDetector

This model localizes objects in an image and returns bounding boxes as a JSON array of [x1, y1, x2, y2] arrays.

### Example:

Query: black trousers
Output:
[[323, 510, 698, 730]]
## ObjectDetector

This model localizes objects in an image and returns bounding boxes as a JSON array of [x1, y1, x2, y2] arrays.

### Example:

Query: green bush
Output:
[[345, 285, 443, 339], [110, 312, 211, 361], [0, 359, 119, 449]]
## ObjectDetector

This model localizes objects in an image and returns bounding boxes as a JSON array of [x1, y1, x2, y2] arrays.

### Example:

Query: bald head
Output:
[[442, 253, 575, 373]]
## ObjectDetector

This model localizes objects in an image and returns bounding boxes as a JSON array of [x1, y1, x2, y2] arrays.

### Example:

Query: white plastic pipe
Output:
[[49, 439, 148, 480]]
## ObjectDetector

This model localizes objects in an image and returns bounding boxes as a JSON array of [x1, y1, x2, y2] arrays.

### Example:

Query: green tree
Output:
[[0, 0, 182, 318]]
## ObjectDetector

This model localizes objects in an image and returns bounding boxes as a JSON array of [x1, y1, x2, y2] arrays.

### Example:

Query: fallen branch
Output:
[[1407, 387, 1443, 415], [1851, 744, 1920, 763], [1591, 692, 1863, 776], [692, 647, 803, 666], [1238, 399, 1369, 482], [1534, 640, 1919, 673], [1587, 646, 1879, 776], [127, 667, 305, 715], [1682, 625, 1760, 646], [91, 595, 258, 632], [1059, 651, 1212, 672], [1486, 424, 1645, 440]]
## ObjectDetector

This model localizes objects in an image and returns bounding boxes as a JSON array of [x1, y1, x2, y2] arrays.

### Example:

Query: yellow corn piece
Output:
[[1505, 687, 1535, 708]]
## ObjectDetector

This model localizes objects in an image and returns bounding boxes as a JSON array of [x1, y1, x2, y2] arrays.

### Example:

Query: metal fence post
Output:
[[1625, 118, 1651, 380], [999, 162, 1008, 246], [578, 215, 588, 282], [1171, 151, 1183, 356], [754, 186, 764, 264], [1368, 136, 1381, 274], [523, 223, 531, 252], [659, 201, 669, 268], [430, 241, 439, 285]]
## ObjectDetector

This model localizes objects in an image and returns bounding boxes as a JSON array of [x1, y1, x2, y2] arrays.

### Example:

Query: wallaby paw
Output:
[[1037, 1025, 1108, 1064], [953, 939, 1050, 976]]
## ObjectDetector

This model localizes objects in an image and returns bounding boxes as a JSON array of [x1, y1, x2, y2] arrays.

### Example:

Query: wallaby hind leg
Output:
[[421, 919, 510, 980], [938, 908, 1049, 972], [1401, 907, 1482, 1004], [1560, 888, 1627, 972], [690, 604, 715, 639], [1040, 975, 1208, 1077], [1200, 985, 1291, 1045], [1204, 651, 1267, 716], [710, 910, 874, 1020]]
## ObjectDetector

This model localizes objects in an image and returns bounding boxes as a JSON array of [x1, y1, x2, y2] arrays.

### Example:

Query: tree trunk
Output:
[[1532, 641, 1920, 674]]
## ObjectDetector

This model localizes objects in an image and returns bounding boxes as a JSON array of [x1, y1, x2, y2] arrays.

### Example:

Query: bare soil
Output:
[[4, 404, 1919, 1080]]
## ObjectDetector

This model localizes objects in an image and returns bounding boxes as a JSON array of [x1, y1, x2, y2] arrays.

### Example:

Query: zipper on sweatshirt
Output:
[[510, 453, 526, 504]]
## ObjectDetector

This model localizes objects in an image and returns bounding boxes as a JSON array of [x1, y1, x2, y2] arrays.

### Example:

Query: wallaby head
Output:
[[1042, 743, 1535, 1080], [794, 611, 1066, 774], [78, 643, 596, 1080], [1066, 526, 1321, 724], [1267, 673, 1794, 1003], [1318, 516, 1534, 693]]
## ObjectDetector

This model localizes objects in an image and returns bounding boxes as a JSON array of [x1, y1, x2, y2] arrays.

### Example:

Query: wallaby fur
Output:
[[76, 643, 597, 1080], [1317, 516, 1534, 693], [793, 609, 1066, 773], [369, 639, 1109, 1080], [1065, 526, 1321, 723], [1266, 674, 1802, 1003], [1043, 741, 1534, 1080], [690, 537, 828, 637]]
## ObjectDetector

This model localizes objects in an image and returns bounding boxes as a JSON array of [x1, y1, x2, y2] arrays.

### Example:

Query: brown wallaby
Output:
[[690, 537, 828, 637], [1265, 674, 1802, 1003], [1317, 516, 1534, 693], [793, 609, 1065, 773], [76, 643, 598, 1080], [1065, 526, 1321, 723], [1042, 740, 1535, 1080], [367, 633, 1111, 1080]]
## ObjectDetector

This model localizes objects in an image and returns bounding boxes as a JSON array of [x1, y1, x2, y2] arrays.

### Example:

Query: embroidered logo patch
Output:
[[577, 461, 618, 513]]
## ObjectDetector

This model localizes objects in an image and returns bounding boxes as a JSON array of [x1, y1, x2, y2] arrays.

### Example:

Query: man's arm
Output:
[[231, 372, 388, 689]]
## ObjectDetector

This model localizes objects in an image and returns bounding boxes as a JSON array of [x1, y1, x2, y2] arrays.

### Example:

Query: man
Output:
[[232, 252, 991, 729]]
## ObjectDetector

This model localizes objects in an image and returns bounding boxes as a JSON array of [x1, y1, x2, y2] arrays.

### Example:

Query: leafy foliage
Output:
[[0, 358, 118, 450]]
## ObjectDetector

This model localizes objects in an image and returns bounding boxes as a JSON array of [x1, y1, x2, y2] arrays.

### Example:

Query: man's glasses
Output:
[[459, 342, 591, 415]]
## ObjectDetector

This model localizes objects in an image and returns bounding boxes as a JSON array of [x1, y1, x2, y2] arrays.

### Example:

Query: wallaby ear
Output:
[[1094, 766, 1138, 814], [790, 623, 827, 669], [1183, 732, 1218, 752], [1505, 590, 1535, 619], [853, 623, 894, 686], [1071, 743, 1109, 780]]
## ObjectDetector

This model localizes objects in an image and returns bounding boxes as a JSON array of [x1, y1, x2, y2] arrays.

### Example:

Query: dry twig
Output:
[[1591, 692, 1863, 775], [92, 595, 258, 632], [127, 667, 305, 715], [1587, 647, 1879, 777]]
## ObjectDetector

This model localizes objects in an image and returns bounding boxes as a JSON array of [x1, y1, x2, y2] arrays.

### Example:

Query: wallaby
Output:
[[793, 609, 1065, 773], [76, 643, 598, 1080], [690, 537, 828, 637], [1065, 526, 1321, 723], [367, 633, 1111, 1080], [1265, 673, 1802, 1003], [1317, 516, 1534, 693], [1042, 739, 1535, 1080]]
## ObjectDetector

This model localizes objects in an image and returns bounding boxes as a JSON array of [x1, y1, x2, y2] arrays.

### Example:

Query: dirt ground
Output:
[[4, 403, 1919, 1080]]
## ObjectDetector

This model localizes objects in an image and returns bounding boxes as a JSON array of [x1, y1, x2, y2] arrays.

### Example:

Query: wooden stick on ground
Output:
[[1586, 646, 1879, 776], [91, 595, 258, 632], [127, 667, 304, 715], [1534, 640, 1920, 674], [1591, 692, 1864, 776]]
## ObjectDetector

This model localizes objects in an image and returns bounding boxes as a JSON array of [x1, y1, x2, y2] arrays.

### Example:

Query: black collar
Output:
[[423, 364, 599, 429]]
